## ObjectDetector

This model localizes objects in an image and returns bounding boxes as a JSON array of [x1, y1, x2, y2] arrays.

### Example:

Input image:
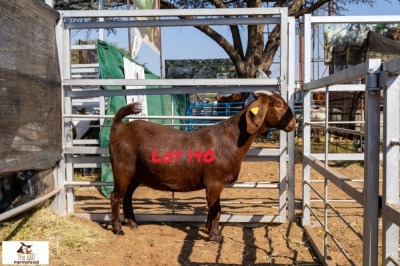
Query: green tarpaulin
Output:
[[97, 40, 187, 197]]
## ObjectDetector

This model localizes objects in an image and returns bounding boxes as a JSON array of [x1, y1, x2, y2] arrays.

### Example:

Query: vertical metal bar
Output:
[[62, 22, 75, 214], [98, 0, 105, 40], [100, 96, 106, 127], [382, 72, 400, 265], [51, 16, 67, 215], [127, 0, 132, 55], [65, 87, 74, 214], [363, 59, 381, 266], [278, 8, 288, 221], [279, 131, 287, 221], [324, 85, 329, 167], [302, 14, 312, 226], [324, 85, 329, 260], [287, 16, 296, 222]]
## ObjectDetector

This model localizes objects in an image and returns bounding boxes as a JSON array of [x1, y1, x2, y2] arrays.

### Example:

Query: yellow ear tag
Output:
[[250, 107, 260, 115]]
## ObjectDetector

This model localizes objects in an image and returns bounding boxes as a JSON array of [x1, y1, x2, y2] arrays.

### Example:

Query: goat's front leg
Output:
[[206, 186, 223, 243]]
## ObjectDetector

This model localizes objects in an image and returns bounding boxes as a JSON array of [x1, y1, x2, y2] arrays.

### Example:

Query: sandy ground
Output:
[[0, 140, 371, 265], [62, 141, 370, 266]]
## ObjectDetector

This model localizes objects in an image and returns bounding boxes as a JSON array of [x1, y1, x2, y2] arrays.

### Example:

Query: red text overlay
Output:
[[151, 149, 215, 163]]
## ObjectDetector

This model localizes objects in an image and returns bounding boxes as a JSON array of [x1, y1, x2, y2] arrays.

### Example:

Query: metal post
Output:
[[382, 71, 400, 265], [287, 16, 296, 222], [99, 0, 105, 40], [363, 59, 381, 266], [302, 14, 312, 226], [51, 16, 67, 215], [278, 8, 288, 222], [324, 85, 330, 260]]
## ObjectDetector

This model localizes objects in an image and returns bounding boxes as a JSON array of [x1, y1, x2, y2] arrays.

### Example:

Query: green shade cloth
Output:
[[97, 40, 187, 197]]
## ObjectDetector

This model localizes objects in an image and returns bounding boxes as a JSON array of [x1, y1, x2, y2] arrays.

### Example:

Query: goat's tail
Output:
[[113, 102, 142, 125]]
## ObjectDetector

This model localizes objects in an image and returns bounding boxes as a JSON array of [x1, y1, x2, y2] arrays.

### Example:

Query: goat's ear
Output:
[[245, 97, 268, 134]]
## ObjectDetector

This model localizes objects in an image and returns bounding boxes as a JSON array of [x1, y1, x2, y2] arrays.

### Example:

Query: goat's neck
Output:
[[220, 110, 258, 159]]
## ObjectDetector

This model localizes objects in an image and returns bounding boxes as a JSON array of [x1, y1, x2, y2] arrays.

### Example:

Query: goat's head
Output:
[[245, 90, 296, 134]]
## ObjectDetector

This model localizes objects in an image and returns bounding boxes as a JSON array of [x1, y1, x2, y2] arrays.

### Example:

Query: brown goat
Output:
[[109, 91, 296, 242]]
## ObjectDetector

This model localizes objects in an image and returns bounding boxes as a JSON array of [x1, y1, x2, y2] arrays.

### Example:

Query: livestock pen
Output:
[[56, 7, 297, 230], [2, 2, 400, 265]]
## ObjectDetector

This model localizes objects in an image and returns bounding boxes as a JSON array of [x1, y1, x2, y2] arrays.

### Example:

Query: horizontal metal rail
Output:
[[303, 155, 364, 204], [64, 146, 283, 156], [63, 77, 280, 87], [65, 114, 232, 120], [64, 181, 280, 189], [305, 123, 366, 136], [327, 126, 364, 136], [310, 153, 364, 161], [0, 188, 62, 222], [387, 256, 400, 266], [71, 44, 96, 50], [76, 212, 285, 223], [61, 7, 286, 18], [327, 202, 363, 241], [325, 230, 357, 266], [305, 203, 357, 265], [305, 84, 365, 92], [383, 57, 400, 75], [303, 62, 369, 91], [304, 203, 324, 228], [311, 199, 358, 203], [65, 17, 282, 29], [309, 15, 400, 24], [390, 139, 400, 146], [304, 181, 325, 201], [67, 86, 275, 97], [383, 204, 400, 227]]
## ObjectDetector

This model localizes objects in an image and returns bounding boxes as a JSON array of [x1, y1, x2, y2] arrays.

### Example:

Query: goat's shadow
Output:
[[119, 216, 321, 266], [99, 197, 320, 265]]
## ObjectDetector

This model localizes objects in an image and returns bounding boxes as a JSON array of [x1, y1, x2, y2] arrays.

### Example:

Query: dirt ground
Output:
[[2, 140, 372, 266], [62, 140, 370, 266]]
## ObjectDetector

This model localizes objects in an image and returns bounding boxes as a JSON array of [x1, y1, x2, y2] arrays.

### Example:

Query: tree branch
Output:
[[290, 0, 332, 17], [160, 0, 244, 69], [210, 0, 245, 59]]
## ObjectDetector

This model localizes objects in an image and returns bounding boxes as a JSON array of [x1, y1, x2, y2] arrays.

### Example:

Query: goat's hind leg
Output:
[[110, 188, 124, 235], [123, 179, 140, 229], [110, 171, 134, 235]]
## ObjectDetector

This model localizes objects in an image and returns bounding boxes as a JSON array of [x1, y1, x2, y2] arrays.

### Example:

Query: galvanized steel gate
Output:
[[54, 8, 297, 225], [302, 14, 400, 266]]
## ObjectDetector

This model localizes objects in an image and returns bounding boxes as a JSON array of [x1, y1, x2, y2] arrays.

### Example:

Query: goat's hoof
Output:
[[112, 228, 125, 235], [209, 234, 224, 243], [125, 218, 138, 229]]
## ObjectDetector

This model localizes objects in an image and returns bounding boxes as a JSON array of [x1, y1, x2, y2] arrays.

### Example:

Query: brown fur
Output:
[[109, 92, 296, 242]]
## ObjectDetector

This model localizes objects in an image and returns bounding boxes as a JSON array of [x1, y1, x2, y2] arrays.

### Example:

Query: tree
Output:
[[53, 0, 391, 78]]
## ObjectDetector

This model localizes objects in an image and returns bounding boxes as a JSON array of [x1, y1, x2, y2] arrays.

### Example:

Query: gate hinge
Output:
[[366, 70, 389, 91]]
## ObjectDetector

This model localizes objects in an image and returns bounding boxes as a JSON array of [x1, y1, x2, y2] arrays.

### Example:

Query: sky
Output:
[[73, 1, 400, 77]]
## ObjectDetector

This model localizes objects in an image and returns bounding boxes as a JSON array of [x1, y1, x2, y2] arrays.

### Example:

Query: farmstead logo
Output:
[[151, 148, 215, 163], [2, 241, 49, 265]]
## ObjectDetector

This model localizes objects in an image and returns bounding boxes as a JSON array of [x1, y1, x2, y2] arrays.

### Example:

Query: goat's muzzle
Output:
[[284, 117, 296, 132], [276, 107, 296, 132]]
